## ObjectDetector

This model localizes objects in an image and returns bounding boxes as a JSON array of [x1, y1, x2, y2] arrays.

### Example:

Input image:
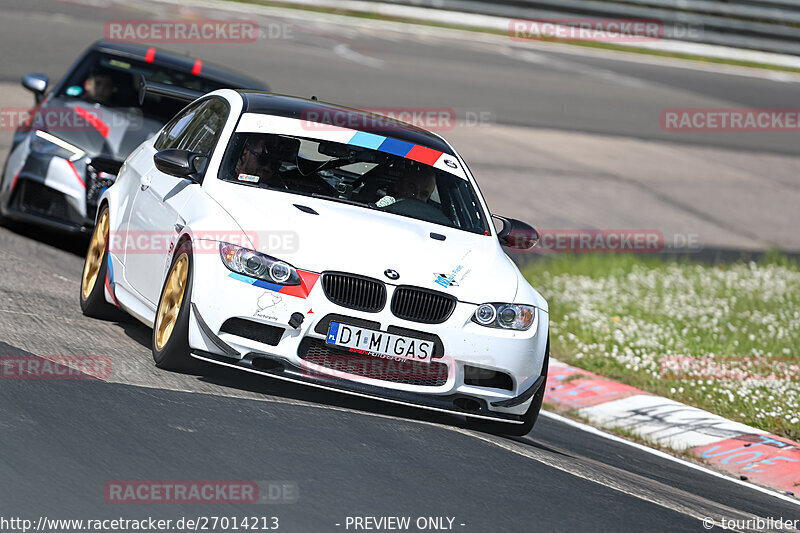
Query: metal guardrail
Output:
[[381, 0, 800, 56]]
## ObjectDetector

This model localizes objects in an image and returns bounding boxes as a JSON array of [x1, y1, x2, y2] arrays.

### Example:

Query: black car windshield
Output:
[[56, 51, 231, 122], [219, 132, 490, 235]]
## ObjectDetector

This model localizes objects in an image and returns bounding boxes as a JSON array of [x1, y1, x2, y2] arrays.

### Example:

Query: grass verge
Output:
[[526, 254, 800, 441]]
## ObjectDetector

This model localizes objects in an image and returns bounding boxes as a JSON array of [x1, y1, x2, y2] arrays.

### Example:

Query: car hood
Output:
[[212, 185, 518, 303], [36, 97, 164, 161]]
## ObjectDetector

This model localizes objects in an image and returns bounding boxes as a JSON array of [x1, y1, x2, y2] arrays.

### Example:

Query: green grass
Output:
[[525, 254, 800, 440], [228, 0, 800, 74]]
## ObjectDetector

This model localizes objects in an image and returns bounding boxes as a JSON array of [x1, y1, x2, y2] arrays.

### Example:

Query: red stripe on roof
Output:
[[405, 144, 442, 166], [66, 160, 86, 189], [192, 59, 202, 76], [145, 47, 156, 63], [75, 106, 110, 138]]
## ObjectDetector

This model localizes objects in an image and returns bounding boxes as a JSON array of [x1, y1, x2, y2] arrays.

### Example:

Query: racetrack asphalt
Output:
[[1, 225, 799, 530], [1, 1, 800, 531]]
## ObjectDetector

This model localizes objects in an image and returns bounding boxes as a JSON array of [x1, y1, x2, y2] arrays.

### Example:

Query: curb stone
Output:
[[544, 359, 800, 495]]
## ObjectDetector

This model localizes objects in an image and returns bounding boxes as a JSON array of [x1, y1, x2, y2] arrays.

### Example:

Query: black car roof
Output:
[[91, 40, 268, 91], [238, 91, 455, 155]]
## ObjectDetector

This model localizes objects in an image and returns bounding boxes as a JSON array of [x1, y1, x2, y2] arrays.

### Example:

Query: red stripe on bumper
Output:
[[66, 160, 86, 188]]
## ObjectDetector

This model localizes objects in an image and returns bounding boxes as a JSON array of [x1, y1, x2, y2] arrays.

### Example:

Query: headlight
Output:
[[472, 303, 537, 331], [219, 243, 300, 285], [30, 130, 85, 161]]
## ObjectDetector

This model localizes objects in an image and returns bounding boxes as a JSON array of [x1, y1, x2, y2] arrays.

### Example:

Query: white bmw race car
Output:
[[79, 88, 549, 435]]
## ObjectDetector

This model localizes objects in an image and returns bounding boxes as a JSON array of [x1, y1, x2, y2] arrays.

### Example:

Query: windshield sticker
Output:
[[108, 59, 131, 69], [66, 86, 83, 97], [237, 173, 260, 183], [236, 113, 467, 179]]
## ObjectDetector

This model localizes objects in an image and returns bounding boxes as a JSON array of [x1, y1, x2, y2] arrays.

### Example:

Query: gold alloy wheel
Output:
[[81, 209, 109, 301], [154, 253, 189, 351]]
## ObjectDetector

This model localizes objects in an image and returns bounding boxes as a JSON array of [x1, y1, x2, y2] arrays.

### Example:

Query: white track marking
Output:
[[540, 411, 800, 508], [332, 43, 385, 68]]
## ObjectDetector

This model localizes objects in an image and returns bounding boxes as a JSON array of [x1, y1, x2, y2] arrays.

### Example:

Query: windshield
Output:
[[56, 51, 231, 122], [219, 132, 489, 234]]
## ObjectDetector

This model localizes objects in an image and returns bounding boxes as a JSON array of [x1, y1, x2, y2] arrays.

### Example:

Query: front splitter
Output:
[[191, 349, 529, 424]]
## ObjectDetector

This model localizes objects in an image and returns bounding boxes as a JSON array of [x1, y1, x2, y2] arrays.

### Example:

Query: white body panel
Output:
[[99, 90, 549, 419]]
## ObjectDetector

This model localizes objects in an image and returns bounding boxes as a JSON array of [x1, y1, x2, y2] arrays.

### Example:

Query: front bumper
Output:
[[1, 149, 116, 232], [187, 246, 549, 420], [191, 349, 546, 424]]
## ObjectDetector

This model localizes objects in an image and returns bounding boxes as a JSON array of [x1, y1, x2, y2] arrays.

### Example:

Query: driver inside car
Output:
[[235, 135, 282, 186], [376, 165, 436, 207], [82, 68, 116, 105]]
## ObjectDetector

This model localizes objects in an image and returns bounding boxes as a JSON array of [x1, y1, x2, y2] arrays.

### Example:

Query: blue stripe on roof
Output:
[[348, 131, 385, 150], [378, 137, 415, 157]]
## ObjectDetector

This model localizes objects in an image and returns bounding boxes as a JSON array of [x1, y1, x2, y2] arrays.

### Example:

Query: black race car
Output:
[[0, 40, 269, 233]]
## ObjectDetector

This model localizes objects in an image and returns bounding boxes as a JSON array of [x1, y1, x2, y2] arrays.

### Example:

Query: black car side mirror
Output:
[[22, 73, 49, 103], [493, 215, 539, 249], [154, 149, 206, 183]]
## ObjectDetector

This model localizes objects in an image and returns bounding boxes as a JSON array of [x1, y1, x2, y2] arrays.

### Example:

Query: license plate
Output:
[[326, 322, 434, 364]]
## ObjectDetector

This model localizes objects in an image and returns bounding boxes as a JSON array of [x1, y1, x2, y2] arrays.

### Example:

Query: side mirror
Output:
[[21, 73, 49, 102], [154, 149, 206, 182], [493, 215, 539, 249]]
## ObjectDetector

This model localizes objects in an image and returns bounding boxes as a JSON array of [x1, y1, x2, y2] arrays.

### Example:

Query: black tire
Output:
[[468, 335, 550, 437], [80, 206, 119, 319], [152, 241, 194, 371]]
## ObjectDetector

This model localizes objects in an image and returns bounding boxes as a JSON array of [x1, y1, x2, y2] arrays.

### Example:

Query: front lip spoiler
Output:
[[191, 303, 240, 357], [490, 374, 546, 408], [0, 203, 92, 234], [190, 349, 526, 424]]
